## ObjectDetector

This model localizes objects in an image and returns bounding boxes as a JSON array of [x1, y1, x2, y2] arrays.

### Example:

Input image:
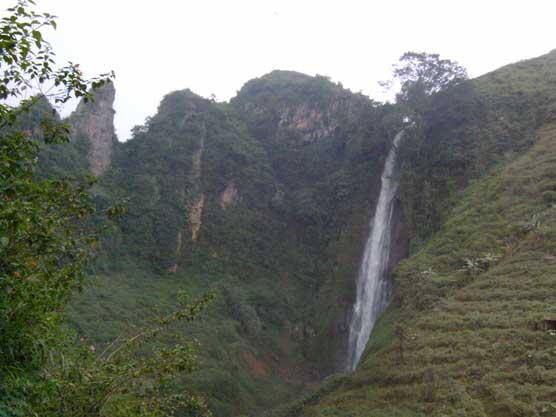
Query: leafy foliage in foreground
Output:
[[0, 2, 212, 416]]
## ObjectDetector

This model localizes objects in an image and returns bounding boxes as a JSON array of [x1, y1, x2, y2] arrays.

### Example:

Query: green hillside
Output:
[[8, 1, 556, 415], [278, 121, 556, 417], [45, 49, 556, 417], [270, 51, 556, 417]]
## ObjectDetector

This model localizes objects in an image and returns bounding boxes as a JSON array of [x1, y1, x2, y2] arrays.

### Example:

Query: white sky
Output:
[[22, 0, 556, 140]]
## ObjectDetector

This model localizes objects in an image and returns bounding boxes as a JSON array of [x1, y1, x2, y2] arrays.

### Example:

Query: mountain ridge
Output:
[[40, 48, 556, 416]]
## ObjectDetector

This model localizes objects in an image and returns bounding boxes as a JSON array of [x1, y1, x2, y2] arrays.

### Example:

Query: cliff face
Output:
[[65, 73, 406, 416], [232, 72, 410, 374], [68, 82, 117, 175], [234, 71, 369, 145]]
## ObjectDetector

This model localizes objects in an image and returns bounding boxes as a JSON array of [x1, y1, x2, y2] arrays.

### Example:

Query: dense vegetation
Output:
[[69, 71, 403, 416], [0, 2, 212, 416], [268, 50, 556, 417], [4, 2, 556, 416], [400, 50, 556, 243], [72, 49, 556, 416]]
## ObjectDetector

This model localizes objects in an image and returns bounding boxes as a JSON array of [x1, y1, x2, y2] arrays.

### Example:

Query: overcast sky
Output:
[[26, 0, 556, 140]]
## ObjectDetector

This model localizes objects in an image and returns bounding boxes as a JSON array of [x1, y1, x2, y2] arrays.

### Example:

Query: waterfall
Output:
[[347, 130, 404, 371]]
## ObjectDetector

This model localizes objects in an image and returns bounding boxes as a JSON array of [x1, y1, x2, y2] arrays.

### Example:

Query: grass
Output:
[[280, 121, 556, 417], [67, 261, 310, 417]]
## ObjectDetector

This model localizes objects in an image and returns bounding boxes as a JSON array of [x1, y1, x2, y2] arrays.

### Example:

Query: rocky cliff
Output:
[[63, 72, 406, 416], [68, 82, 117, 175]]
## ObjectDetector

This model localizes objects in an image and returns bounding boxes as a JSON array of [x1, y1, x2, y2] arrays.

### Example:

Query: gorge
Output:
[[30, 48, 556, 417]]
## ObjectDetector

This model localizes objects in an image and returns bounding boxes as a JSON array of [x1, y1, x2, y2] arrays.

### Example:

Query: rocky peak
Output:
[[69, 82, 116, 175], [233, 70, 368, 143]]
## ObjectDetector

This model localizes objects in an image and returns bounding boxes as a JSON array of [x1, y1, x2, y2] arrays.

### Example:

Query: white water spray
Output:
[[347, 130, 404, 371]]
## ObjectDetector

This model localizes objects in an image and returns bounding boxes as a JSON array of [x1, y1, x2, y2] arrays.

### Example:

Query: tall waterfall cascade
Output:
[[347, 130, 404, 371]]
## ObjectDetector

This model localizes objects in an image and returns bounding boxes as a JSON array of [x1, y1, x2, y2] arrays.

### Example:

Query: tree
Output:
[[0, 2, 212, 416], [389, 53, 472, 241], [391, 52, 468, 114], [1, 0, 111, 387], [0, 1, 113, 124], [394, 52, 468, 99]]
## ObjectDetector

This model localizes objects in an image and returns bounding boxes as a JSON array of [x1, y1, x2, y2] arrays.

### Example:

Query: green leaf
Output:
[[1, 236, 9, 246], [31, 30, 42, 46]]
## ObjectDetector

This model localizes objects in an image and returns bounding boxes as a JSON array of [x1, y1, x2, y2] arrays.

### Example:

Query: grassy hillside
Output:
[[400, 49, 556, 244], [273, 52, 556, 417]]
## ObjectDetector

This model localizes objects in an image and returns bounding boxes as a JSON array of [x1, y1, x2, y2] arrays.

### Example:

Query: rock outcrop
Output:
[[234, 70, 368, 144], [69, 82, 116, 175], [219, 181, 239, 209], [187, 120, 206, 242], [275, 96, 356, 143], [188, 194, 205, 242]]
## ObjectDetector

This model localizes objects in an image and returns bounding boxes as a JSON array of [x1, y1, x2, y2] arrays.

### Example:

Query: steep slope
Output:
[[279, 121, 556, 417], [67, 76, 404, 416], [232, 71, 409, 370], [61, 50, 556, 417], [401, 49, 556, 243], [272, 50, 556, 417], [10, 96, 90, 178], [68, 82, 117, 175], [26, 84, 118, 178]]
